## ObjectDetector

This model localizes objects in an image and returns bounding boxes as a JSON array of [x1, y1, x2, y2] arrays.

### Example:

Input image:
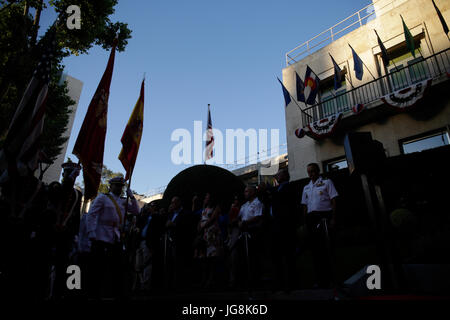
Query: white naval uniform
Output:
[[239, 197, 263, 221], [86, 192, 140, 244], [301, 176, 338, 213]]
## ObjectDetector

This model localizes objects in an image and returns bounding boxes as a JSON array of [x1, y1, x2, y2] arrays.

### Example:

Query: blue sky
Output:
[[39, 0, 371, 195]]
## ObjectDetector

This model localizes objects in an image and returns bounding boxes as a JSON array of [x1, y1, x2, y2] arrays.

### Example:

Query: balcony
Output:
[[301, 48, 450, 127]]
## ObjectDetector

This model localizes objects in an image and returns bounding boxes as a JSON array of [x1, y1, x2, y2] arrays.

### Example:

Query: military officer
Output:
[[301, 162, 338, 289], [86, 176, 139, 299]]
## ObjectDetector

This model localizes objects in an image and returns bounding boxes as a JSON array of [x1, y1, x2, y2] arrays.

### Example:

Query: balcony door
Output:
[[387, 48, 428, 91]]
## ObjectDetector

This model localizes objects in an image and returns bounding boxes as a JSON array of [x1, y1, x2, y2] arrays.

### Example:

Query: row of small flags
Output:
[[278, 1, 448, 108]]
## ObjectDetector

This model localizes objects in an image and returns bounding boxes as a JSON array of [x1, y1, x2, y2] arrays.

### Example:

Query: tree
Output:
[[0, 0, 132, 164], [73, 163, 124, 196], [98, 165, 124, 195]]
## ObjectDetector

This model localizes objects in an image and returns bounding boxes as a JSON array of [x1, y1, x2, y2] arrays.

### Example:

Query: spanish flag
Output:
[[119, 79, 144, 180]]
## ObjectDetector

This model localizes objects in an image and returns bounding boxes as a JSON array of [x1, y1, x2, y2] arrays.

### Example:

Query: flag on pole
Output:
[[72, 39, 118, 200], [0, 25, 57, 177], [119, 79, 145, 181], [304, 65, 320, 105], [375, 30, 390, 67], [277, 77, 291, 107], [330, 54, 342, 90], [350, 45, 364, 80], [401, 15, 415, 58], [295, 72, 306, 102], [432, 0, 449, 36], [205, 104, 214, 161]]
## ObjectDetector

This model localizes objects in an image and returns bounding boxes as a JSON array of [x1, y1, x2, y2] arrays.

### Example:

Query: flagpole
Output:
[[374, 29, 400, 71], [328, 53, 348, 94], [204, 104, 210, 166], [122, 164, 135, 237], [284, 83, 313, 119], [348, 43, 377, 80]]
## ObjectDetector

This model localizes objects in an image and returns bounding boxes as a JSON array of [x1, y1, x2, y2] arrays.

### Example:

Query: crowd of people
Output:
[[0, 161, 339, 301]]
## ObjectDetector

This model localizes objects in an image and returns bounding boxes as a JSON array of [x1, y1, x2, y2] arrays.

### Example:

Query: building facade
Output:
[[40, 74, 83, 184], [282, 0, 449, 180]]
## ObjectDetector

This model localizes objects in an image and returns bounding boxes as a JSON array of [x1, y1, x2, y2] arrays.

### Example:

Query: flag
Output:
[[304, 65, 320, 105], [375, 30, 389, 67], [277, 77, 291, 107], [0, 25, 57, 177], [205, 104, 214, 161], [432, 0, 449, 36], [72, 39, 117, 200], [119, 79, 144, 181], [401, 15, 415, 58], [295, 72, 305, 102], [350, 45, 364, 80], [330, 54, 342, 90]]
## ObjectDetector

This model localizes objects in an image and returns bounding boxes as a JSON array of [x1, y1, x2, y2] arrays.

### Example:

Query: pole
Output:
[[322, 218, 335, 288], [244, 232, 252, 295], [122, 165, 135, 236]]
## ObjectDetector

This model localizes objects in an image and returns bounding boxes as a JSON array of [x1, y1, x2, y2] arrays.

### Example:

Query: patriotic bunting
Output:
[[381, 79, 432, 111], [294, 113, 343, 140]]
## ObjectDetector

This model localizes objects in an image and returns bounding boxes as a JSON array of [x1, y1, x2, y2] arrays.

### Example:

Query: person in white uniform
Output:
[[301, 163, 338, 289], [86, 176, 139, 299]]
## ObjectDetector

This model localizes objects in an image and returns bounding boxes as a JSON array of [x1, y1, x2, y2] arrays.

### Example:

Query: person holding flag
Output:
[[86, 176, 139, 300]]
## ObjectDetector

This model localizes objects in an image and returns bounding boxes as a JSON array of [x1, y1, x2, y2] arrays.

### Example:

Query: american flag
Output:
[[0, 26, 57, 177], [204, 104, 214, 161]]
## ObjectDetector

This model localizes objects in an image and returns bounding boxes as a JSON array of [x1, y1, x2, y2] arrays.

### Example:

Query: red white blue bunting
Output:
[[294, 113, 343, 140], [381, 79, 432, 111]]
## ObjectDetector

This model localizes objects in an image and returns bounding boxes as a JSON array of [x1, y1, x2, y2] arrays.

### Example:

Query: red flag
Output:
[[118, 79, 144, 180], [72, 39, 117, 200]]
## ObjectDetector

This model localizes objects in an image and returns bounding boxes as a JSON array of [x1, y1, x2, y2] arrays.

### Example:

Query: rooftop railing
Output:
[[301, 48, 450, 126], [285, 0, 403, 66]]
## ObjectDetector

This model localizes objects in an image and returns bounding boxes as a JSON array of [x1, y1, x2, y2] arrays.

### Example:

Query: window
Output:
[[319, 71, 348, 118], [324, 156, 348, 172], [385, 40, 428, 91], [400, 129, 449, 154]]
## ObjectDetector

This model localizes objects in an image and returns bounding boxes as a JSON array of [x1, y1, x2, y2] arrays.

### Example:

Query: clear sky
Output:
[[39, 0, 371, 195]]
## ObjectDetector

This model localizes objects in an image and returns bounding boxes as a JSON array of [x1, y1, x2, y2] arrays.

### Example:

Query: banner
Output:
[[381, 79, 432, 110], [294, 113, 343, 140]]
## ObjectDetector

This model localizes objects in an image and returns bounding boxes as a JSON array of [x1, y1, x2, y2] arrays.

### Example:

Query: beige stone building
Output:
[[40, 74, 83, 184], [282, 0, 450, 180]]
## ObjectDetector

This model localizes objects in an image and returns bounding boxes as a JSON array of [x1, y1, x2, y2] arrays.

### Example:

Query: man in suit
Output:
[[270, 168, 300, 292], [165, 196, 196, 291]]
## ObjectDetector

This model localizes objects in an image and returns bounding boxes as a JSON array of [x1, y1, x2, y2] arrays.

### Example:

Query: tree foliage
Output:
[[0, 0, 132, 163]]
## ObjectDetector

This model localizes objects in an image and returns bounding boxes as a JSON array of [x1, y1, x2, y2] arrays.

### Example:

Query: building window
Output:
[[400, 129, 450, 154], [324, 156, 348, 172], [383, 34, 427, 91], [319, 68, 348, 118]]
